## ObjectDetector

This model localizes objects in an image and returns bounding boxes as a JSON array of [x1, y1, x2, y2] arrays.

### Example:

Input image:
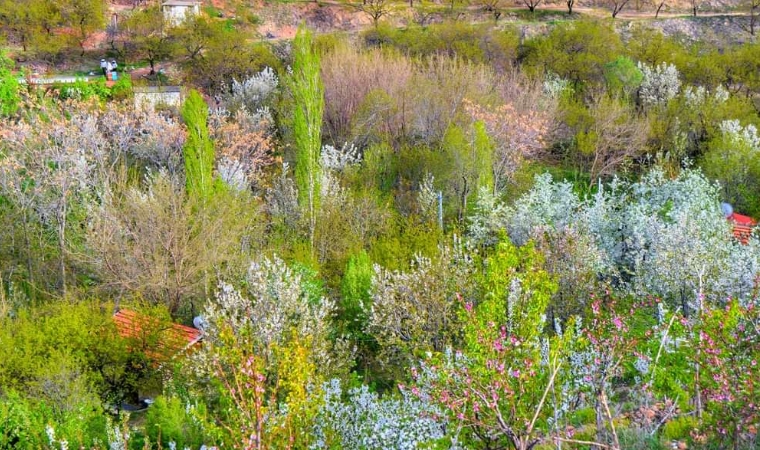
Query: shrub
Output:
[[322, 44, 412, 145], [144, 396, 210, 448], [224, 66, 279, 114], [661, 415, 698, 441], [0, 51, 20, 117], [701, 120, 760, 216], [366, 242, 476, 376], [58, 78, 112, 101], [340, 250, 374, 336], [604, 56, 643, 96], [311, 379, 445, 449], [637, 62, 681, 109], [522, 20, 622, 88]]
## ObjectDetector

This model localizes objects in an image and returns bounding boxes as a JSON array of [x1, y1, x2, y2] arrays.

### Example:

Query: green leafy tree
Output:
[[61, 0, 105, 55], [182, 90, 215, 200], [124, 6, 175, 75], [0, 51, 19, 117], [182, 38, 280, 94], [289, 27, 324, 251], [0, 0, 63, 53], [172, 15, 227, 61], [440, 123, 495, 222], [522, 20, 622, 88], [701, 120, 760, 216], [145, 396, 213, 448], [604, 55, 643, 96], [340, 250, 374, 337], [416, 239, 573, 450], [473, 120, 495, 193]]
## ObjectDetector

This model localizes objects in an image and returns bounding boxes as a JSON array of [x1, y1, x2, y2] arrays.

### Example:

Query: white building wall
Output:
[[162, 4, 200, 26]]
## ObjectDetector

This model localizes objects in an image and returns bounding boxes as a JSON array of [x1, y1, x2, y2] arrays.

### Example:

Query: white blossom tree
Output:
[[637, 62, 681, 108], [468, 169, 760, 310], [311, 379, 445, 450]]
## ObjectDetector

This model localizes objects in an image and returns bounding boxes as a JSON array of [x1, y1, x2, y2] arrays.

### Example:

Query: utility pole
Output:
[[437, 191, 444, 230]]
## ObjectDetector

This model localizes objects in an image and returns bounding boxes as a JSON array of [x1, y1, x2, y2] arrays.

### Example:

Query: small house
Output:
[[728, 212, 756, 244], [162, 0, 202, 26], [724, 202, 757, 244], [113, 308, 203, 363]]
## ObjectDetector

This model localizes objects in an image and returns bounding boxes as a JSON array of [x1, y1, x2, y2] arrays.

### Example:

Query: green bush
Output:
[[522, 19, 622, 87], [604, 56, 643, 96], [340, 250, 373, 335], [568, 406, 596, 426], [701, 121, 760, 217], [0, 301, 149, 408], [0, 390, 107, 449], [109, 76, 133, 100], [246, 13, 262, 25], [0, 51, 20, 117], [363, 22, 519, 68], [662, 415, 698, 441], [203, 5, 223, 17], [0, 392, 45, 449], [145, 396, 210, 448]]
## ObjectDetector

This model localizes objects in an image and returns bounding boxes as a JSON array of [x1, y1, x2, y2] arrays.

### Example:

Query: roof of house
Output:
[[728, 212, 757, 245], [728, 212, 757, 227], [113, 309, 202, 362], [162, 0, 201, 7]]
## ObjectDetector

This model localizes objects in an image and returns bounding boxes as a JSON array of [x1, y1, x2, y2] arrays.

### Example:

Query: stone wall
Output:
[[134, 87, 183, 110]]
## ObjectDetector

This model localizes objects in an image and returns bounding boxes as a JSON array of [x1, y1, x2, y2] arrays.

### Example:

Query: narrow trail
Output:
[[253, 0, 753, 42]]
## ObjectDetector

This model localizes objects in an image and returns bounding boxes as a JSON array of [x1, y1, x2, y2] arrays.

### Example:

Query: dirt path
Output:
[[536, 4, 749, 20], [255, 0, 752, 41]]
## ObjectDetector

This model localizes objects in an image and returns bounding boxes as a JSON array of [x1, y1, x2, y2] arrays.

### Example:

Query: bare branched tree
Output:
[[86, 173, 257, 314], [741, 0, 760, 35], [480, 0, 504, 20], [524, 0, 542, 13], [652, 0, 667, 17], [357, 0, 392, 28], [608, 0, 631, 17], [583, 96, 649, 184]]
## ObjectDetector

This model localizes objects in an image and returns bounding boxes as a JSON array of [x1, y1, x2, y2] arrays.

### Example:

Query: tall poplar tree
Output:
[[289, 26, 324, 251], [182, 90, 215, 200]]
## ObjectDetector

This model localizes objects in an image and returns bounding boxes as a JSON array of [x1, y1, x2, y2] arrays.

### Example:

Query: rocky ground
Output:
[[641, 15, 756, 45]]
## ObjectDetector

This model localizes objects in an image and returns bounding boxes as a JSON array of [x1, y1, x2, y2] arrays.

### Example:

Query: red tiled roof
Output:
[[113, 309, 202, 362], [728, 213, 757, 244], [729, 212, 757, 227]]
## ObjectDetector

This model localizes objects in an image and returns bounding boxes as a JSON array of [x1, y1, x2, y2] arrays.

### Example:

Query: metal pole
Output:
[[437, 191, 443, 230]]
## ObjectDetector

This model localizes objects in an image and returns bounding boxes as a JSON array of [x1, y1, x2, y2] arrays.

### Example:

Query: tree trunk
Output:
[[458, 176, 468, 224], [567, 1, 573, 14], [655, 2, 664, 17], [595, 394, 606, 450]]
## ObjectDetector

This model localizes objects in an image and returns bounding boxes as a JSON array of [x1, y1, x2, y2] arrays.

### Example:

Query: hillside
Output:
[[0, 1, 760, 449]]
